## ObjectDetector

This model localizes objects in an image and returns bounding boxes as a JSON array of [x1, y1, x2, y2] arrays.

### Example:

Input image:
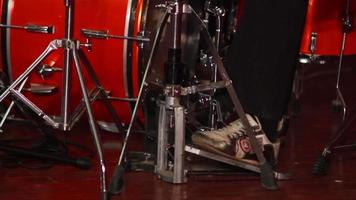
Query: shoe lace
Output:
[[224, 115, 262, 140]]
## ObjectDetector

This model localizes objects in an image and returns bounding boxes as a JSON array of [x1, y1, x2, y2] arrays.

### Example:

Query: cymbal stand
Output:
[[0, 0, 125, 199], [331, 0, 352, 120], [313, 0, 355, 175], [109, 0, 279, 194]]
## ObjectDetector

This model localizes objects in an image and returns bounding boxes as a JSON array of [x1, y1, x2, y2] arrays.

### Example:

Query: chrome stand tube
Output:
[[108, 9, 170, 195], [61, 0, 74, 129], [333, 32, 347, 120], [0, 78, 28, 132], [155, 0, 187, 184], [72, 48, 107, 199], [332, 0, 352, 121]]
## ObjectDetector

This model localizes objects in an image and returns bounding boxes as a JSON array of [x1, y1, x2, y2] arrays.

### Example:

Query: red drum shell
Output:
[[300, 0, 356, 56], [1, 0, 144, 123]]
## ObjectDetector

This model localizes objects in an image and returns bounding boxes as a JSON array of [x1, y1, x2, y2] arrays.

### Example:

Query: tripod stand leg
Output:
[[72, 49, 108, 200], [0, 40, 60, 102], [190, 7, 277, 190], [77, 49, 125, 134], [0, 77, 28, 131], [109, 10, 170, 195], [313, 105, 356, 175], [332, 32, 347, 120]]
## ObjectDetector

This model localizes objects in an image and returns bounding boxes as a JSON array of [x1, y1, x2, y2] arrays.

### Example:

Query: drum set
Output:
[[0, 0, 355, 199], [0, 0, 275, 199]]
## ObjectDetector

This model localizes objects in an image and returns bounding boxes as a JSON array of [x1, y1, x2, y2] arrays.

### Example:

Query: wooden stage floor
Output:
[[1, 58, 356, 200]]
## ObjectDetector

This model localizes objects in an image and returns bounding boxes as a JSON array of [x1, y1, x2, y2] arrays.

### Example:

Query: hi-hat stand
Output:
[[0, 0, 124, 199], [312, 0, 355, 175], [109, 0, 284, 195], [331, 0, 353, 120]]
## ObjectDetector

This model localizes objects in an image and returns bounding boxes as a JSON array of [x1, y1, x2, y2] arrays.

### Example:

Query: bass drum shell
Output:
[[300, 0, 356, 56], [0, 0, 145, 123], [0, 0, 205, 124]]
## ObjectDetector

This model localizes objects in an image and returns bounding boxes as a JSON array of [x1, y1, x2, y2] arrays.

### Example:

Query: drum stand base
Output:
[[294, 0, 353, 120], [312, 104, 356, 176], [313, 0, 354, 175], [0, 39, 123, 200], [0, 1, 125, 199], [0, 99, 91, 169], [331, 0, 353, 120]]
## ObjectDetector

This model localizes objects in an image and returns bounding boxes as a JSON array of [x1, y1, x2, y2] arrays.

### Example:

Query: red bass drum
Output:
[[0, 0, 148, 123], [300, 0, 356, 56]]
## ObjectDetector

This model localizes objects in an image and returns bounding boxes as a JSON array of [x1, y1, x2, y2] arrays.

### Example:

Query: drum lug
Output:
[[37, 64, 62, 79], [80, 28, 150, 44], [136, 31, 149, 48], [309, 32, 317, 55], [26, 24, 55, 34], [81, 29, 109, 40], [0, 23, 55, 34], [79, 39, 93, 52], [155, 2, 191, 14]]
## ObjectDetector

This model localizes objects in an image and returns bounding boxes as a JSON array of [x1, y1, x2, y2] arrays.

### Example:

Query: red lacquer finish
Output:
[[300, 0, 356, 56], [1, 0, 144, 123]]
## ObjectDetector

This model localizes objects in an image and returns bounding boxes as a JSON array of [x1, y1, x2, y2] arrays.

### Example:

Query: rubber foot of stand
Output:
[[102, 191, 109, 200], [260, 162, 278, 190], [75, 157, 91, 169], [312, 155, 328, 176], [109, 166, 124, 195], [331, 100, 343, 113]]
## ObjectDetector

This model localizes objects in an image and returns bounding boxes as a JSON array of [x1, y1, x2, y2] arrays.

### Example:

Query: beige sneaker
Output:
[[192, 114, 277, 165]]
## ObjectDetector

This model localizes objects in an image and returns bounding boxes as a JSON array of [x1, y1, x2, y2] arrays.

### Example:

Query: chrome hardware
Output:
[[155, 2, 175, 11], [182, 3, 192, 14], [97, 121, 119, 133], [23, 83, 58, 94], [107, 96, 137, 102], [26, 25, 55, 34], [0, 23, 54, 34], [200, 50, 214, 68], [136, 31, 149, 48], [207, 5, 226, 17], [79, 38, 92, 51], [342, 15, 353, 33], [310, 32, 317, 54], [81, 29, 150, 43], [162, 81, 229, 97], [342, 0, 353, 33], [81, 29, 109, 39], [37, 64, 62, 79], [155, 3, 191, 14]]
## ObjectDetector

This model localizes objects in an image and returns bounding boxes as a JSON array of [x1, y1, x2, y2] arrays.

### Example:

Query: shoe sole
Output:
[[191, 139, 260, 166]]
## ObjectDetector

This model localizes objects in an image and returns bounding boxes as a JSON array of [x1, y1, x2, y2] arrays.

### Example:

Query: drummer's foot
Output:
[[192, 114, 280, 166]]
